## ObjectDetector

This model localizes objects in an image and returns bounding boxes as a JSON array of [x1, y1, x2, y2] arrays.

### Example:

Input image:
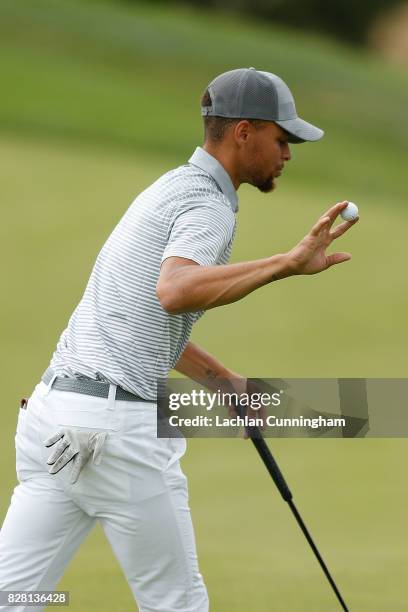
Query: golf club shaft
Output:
[[247, 425, 349, 611], [287, 498, 349, 612]]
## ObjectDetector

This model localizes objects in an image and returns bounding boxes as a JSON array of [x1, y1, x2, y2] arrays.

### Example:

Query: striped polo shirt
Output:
[[49, 147, 238, 400]]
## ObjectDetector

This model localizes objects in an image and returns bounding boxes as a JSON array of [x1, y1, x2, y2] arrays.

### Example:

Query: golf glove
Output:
[[44, 428, 107, 484]]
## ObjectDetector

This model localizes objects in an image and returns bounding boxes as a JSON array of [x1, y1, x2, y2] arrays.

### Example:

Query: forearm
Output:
[[158, 253, 291, 314], [173, 341, 244, 393]]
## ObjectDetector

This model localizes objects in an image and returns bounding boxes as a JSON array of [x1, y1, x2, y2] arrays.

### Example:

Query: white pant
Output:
[[0, 381, 208, 612]]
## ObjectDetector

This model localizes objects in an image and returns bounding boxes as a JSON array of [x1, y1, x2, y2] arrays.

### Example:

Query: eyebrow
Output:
[[277, 128, 290, 142]]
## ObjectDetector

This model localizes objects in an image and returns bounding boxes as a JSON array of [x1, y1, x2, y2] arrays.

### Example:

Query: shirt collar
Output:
[[188, 146, 239, 213]]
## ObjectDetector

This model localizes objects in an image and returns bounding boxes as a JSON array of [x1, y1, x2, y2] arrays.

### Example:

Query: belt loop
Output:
[[44, 373, 58, 397], [107, 384, 117, 410]]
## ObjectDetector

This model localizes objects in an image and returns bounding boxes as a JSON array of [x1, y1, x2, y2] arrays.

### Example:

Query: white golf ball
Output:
[[340, 201, 359, 221]]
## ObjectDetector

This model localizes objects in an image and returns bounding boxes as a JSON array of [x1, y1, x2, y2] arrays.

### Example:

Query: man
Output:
[[0, 68, 357, 611]]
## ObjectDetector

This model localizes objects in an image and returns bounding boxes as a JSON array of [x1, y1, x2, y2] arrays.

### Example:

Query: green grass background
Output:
[[1, 0, 407, 609]]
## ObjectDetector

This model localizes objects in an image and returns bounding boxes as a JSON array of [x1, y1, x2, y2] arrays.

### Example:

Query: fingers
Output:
[[310, 215, 331, 237], [228, 405, 237, 418], [69, 453, 86, 484], [311, 201, 359, 242], [326, 252, 352, 268], [46, 438, 70, 464], [330, 217, 358, 240], [90, 432, 107, 465], [321, 200, 349, 223], [43, 430, 65, 447], [311, 201, 349, 236], [48, 446, 76, 474]]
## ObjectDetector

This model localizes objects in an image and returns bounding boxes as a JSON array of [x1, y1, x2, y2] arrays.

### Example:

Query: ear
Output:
[[233, 120, 252, 145]]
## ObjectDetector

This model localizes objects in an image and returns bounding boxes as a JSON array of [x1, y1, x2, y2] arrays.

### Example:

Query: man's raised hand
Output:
[[287, 201, 359, 276]]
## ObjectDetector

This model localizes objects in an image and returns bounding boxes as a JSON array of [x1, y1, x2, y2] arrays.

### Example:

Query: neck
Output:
[[202, 142, 241, 190]]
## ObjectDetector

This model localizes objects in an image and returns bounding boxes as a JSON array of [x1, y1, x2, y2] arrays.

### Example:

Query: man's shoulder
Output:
[[129, 162, 233, 221], [159, 162, 215, 187], [156, 163, 230, 207]]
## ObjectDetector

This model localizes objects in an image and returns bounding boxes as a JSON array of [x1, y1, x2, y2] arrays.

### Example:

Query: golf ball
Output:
[[340, 201, 359, 221]]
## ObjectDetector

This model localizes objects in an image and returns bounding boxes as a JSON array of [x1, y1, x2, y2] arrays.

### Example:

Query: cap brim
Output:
[[275, 117, 324, 144]]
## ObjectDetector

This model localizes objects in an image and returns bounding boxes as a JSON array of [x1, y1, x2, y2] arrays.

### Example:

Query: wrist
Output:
[[268, 253, 296, 281], [223, 372, 247, 394]]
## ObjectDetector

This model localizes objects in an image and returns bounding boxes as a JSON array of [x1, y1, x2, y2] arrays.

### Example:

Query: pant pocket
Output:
[[15, 399, 46, 482], [44, 389, 125, 432], [163, 436, 187, 471], [16, 407, 27, 437], [52, 408, 122, 431]]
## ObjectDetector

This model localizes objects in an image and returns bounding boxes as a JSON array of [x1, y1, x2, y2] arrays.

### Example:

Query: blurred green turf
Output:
[[1, 0, 408, 610]]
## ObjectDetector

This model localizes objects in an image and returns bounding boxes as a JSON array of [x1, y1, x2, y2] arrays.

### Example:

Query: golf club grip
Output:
[[250, 434, 293, 502], [233, 393, 292, 502]]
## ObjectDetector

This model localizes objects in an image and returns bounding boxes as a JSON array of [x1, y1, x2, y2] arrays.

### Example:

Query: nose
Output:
[[283, 142, 291, 161]]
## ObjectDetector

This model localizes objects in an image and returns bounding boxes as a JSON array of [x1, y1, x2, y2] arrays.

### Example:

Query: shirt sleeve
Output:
[[161, 201, 236, 266]]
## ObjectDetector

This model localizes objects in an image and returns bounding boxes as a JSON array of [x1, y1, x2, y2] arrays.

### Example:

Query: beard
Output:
[[255, 175, 276, 193], [244, 147, 279, 193], [248, 171, 277, 193]]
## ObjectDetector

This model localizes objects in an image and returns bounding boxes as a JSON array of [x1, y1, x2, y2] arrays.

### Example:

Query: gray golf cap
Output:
[[201, 67, 324, 144]]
